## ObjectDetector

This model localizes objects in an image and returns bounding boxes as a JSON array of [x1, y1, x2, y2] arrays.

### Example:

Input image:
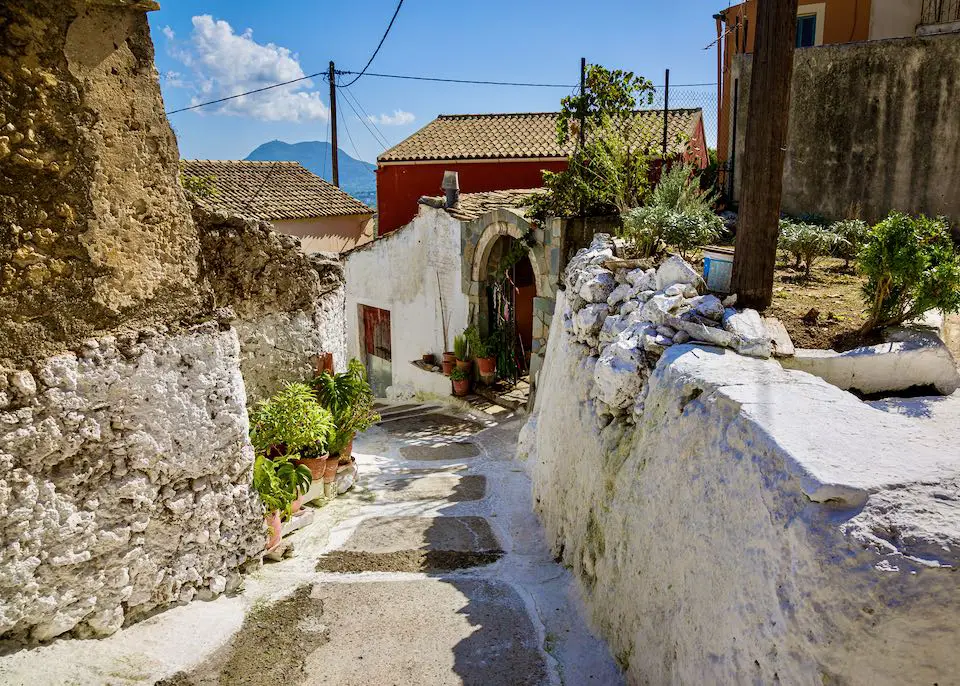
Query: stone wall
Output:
[[730, 35, 960, 223], [0, 0, 347, 643], [522, 240, 960, 683]]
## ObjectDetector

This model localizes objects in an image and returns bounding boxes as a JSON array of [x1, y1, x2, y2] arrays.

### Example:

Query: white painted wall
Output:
[[521, 288, 960, 684], [344, 205, 468, 398]]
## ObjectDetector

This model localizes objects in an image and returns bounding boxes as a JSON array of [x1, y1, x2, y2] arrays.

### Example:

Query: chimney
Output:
[[441, 171, 460, 208]]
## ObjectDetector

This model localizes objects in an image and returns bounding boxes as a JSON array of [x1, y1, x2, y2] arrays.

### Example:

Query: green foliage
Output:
[[253, 454, 312, 520], [618, 165, 722, 258], [449, 367, 468, 381], [463, 325, 496, 359], [453, 333, 469, 361], [180, 173, 219, 199], [312, 359, 380, 456], [527, 64, 655, 221], [831, 218, 869, 267], [777, 219, 847, 278], [557, 64, 654, 146], [858, 212, 960, 331], [249, 383, 334, 455]]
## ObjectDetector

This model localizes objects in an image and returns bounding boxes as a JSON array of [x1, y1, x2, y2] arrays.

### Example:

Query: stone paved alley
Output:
[[0, 402, 622, 686]]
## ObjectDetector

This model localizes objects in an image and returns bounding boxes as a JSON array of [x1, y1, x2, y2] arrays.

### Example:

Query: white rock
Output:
[[578, 269, 616, 304], [639, 294, 685, 326], [722, 293, 738, 307], [599, 314, 627, 345], [688, 294, 725, 322], [664, 284, 685, 297], [655, 255, 705, 292], [574, 304, 609, 345], [593, 339, 647, 410], [607, 283, 636, 308], [625, 268, 657, 291], [672, 330, 691, 344], [656, 325, 676, 338], [673, 318, 736, 348], [620, 300, 639, 316], [682, 283, 699, 298], [723, 309, 771, 359], [637, 290, 655, 303]]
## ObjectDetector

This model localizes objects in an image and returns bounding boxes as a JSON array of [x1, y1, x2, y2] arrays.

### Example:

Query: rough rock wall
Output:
[[0, 0, 206, 366], [523, 257, 960, 682], [0, 323, 263, 641], [194, 206, 347, 402]]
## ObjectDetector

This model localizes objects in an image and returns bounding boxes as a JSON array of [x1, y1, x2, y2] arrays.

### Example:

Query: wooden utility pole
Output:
[[662, 68, 670, 161], [328, 60, 339, 187], [730, 0, 798, 309], [578, 57, 586, 148]]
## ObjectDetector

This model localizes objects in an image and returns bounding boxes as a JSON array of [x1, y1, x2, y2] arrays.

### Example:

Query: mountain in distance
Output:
[[245, 140, 377, 208]]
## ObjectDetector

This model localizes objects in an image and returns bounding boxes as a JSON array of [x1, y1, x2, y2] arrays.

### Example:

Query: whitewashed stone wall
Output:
[[522, 238, 960, 684], [0, 323, 263, 642]]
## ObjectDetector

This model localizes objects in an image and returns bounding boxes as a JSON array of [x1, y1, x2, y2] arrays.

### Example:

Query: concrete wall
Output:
[[344, 204, 469, 398], [523, 282, 960, 683], [731, 35, 960, 223], [273, 214, 374, 255]]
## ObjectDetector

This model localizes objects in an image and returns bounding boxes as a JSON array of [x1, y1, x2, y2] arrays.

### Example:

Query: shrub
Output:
[[464, 325, 494, 359], [253, 454, 312, 519], [777, 219, 847, 278], [249, 383, 334, 456], [312, 359, 380, 456], [859, 212, 960, 331], [449, 367, 468, 381], [831, 218, 869, 268], [453, 333, 469, 361], [618, 165, 722, 258]]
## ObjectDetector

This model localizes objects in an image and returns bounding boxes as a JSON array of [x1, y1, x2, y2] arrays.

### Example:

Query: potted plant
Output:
[[441, 352, 456, 376], [253, 453, 313, 549], [422, 353, 436, 366], [453, 332, 471, 372], [466, 327, 496, 383], [450, 367, 470, 396], [312, 359, 381, 475], [249, 382, 335, 482]]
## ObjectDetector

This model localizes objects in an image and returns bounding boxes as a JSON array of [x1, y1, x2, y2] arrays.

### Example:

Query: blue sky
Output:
[[151, 1, 727, 163]]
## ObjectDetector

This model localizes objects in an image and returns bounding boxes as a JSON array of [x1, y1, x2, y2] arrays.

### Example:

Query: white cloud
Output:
[[164, 15, 328, 122], [162, 25, 175, 41], [368, 109, 415, 126]]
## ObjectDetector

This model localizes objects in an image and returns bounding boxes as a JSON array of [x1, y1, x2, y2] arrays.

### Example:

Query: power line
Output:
[[340, 85, 391, 149], [339, 0, 405, 88], [337, 100, 372, 174], [322, 111, 331, 179], [336, 70, 576, 88], [240, 160, 281, 216], [165, 71, 326, 115], [338, 88, 389, 158]]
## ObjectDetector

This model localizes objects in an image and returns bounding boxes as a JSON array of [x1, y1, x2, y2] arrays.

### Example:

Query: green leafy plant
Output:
[[527, 64, 656, 221], [180, 173, 219, 199], [248, 383, 334, 456], [618, 165, 722, 258], [777, 219, 848, 279], [858, 212, 960, 332], [253, 454, 312, 520], [464, 326, 495, 359], [453, 333, 469, 361], [831, 218, 869, 268], [311, 359, 380, 456], [449, 367, 469, 382]]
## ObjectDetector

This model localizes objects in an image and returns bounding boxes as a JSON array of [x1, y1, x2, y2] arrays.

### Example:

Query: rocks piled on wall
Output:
[[524, 237, 960, 683], [563, 234, 770, 419]]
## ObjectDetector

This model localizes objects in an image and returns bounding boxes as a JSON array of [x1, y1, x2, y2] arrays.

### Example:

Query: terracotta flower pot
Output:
[[337, 436, 355, 465], [455, 359, 472, 373], [441, 352, 456, 376], [422, 353, 436, 365], [265, 510, 282, 550], [477, 356, 496, 377], [323, 455, 339, 484], [452, 377, 470, 397], [290, 493, 305, 514], [295, 456, 328, 481]]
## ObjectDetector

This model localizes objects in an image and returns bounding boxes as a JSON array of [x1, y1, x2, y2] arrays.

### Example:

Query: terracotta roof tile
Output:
[[180, 160, 373, 221], [378, 109, 703, 163], [419, 188, 545, 222]]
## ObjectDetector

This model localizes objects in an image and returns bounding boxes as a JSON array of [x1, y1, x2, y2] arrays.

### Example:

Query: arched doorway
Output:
[[480, 235, 536, 382]]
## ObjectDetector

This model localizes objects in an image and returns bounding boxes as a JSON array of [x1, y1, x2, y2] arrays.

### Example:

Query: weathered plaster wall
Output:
[[344, 204, 468, 397], [0, 0, 207, 366], [732, 35, 960, 222], [0, 323, 263, 641], [523, 286, 960, 683], [869, 0, 923, 39], [194, 206, 347, 403], [273, 214, 374, 255]]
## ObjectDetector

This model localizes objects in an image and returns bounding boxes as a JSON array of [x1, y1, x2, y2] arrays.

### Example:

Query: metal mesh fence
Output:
[[645, 84, 720, 151]]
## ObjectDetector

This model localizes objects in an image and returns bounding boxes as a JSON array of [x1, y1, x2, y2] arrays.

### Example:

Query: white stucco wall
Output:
[[344, 205, 468, 398], [522, 287, 960, 684]]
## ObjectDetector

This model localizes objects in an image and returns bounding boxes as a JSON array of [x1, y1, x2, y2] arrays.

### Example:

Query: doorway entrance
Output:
[[360, 305, 391, 397], [483, 236, 535, 383]]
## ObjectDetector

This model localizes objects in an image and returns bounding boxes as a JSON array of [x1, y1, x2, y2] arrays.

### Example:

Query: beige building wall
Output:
[[869, 0, 923, 39], [273, 213, 375, 254]]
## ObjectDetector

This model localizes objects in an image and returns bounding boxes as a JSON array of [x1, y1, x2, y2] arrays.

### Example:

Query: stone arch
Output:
[[469, 213, 550, 299]]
